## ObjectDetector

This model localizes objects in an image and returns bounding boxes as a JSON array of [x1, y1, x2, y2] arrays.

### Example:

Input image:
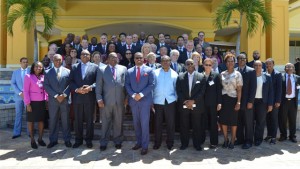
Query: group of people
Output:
[[11, 31, 299, 156]]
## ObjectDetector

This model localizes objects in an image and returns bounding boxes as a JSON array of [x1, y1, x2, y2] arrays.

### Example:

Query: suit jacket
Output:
[[88, 44, 100, 54], [203, 72, 222, 107], [125, 65, 155, 106], [235, 66, 257, 110], [132, 43, 142, 52], [97, 43, 108, 55], [258, 73, 274, 106], [23, 74, 48, 105], [200, 42, 210, 50], [269, 69, 282, 104], [247, 60, 266, 72], [294, 62, 300, 76], [76, 48, 88, 59], [178, 50, 191, 64], [11, 68, 30, 101], [96, 64, 127, 106], [44, 66, 71, 104], [146, 63, 161, 70], [176, 71, 206, 113], [156, 43, 170, 55], [120, 44, 137, 58], [281, 73, 300, 108], [170, 62, 185, 74], [69, 62, 98, 104]]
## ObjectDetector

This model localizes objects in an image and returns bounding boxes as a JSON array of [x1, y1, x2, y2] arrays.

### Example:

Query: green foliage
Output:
[[6, 0, 57, 35]]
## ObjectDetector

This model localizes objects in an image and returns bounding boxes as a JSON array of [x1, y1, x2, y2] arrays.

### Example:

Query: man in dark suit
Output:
[[178, 40, 194, 64], [120, 35, 137, 59], [176, 59, 206, 151], [96, 52, 127, 151], [88, 37, 99, 54], [125, 52, 155, 155], [176, 36, 187, 62], [156, 33, 170, 55], [170, 49, 185, 74], [198, 31, 210, 51], [235, 53, 257, 149], [138, 31, 146, 46], [44, 54, 72, 148], [69, 49, 99, 148], [76, 39, 89, 59], [253, 60, 273, 146], [117, 32, 127, 51], [132, 34, 142, 52], [294, 57, 300, 76], [246, 50, 266, 71], [98, 34, 108, 55], [279, 63, 300, 143], [73, 36, 81, 51], [265, 58, 282, 144]]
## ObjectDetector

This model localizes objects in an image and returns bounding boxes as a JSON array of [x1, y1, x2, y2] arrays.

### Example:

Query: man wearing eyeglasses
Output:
[[69, 49, 99, 149], [278, 63, 300, 143], [176, 59, 206, 151], [235, 53, 257, 149]]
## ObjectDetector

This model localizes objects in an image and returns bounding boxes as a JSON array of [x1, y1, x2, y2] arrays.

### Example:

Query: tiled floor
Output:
[[0, 129, 299, 169]]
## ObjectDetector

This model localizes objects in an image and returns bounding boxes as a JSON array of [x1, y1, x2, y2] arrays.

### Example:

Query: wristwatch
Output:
[[237, 102, 241, 104]]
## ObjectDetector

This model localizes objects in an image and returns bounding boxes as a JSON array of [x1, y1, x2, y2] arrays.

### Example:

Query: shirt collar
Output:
[[188, 71, 195, 76]]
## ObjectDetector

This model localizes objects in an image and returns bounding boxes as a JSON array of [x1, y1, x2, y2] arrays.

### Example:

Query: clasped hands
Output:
[[183, 100, 195, 110], [134, 93, 142, 101], [76, 85, 92, 95], [56, 95, 66, 103]]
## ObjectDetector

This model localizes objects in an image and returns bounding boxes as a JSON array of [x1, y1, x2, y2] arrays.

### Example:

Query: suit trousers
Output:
[[180, 108, 203, 149], [253, 99, 267, 142], [13, 100, 28, 136], [279, 98, 297, 138], [237, 108, 254, 144], [74, 102, 95, 143], [202, 105, 219, 145], [131, 103, 151, 149], [154, 101, 176, 147], [48, 99, 71, 143], [100, 104, 124, 146], [266, 107, 279, 138]]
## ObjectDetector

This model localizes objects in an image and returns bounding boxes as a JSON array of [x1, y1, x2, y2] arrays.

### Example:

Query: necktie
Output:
[[21, 69, 25, 83], [102, 46, 105, 53], [188, 52, 191, 58], [56, 68, 60, 80], [128, 45, 131, 50], [82, 64, 86, 79], [92, 46, 94, 51], [174, 63, 177, 72], [287, 74, 292, 95], [136, 67, 141, 82], [111, 67, 116, 80]]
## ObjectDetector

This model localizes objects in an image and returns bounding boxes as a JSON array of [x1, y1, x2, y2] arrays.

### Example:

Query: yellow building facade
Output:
[[1, 0, 300, 68]]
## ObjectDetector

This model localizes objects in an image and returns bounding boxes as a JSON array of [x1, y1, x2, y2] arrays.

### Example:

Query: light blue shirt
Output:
[[153, 68, 178, 105]]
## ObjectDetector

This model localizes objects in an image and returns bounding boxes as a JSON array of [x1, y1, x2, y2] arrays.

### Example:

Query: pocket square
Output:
[[144, 73, 148, 76], [196, 81, 201, 84]]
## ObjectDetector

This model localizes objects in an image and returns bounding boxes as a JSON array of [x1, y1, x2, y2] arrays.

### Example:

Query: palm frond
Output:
[[213, 0, 240, 30], [6, 8, 23, 35]]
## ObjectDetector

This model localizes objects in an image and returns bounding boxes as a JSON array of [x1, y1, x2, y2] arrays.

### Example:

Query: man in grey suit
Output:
[[11, 57, 29, 139], [44, 54, 72, 148], [125, 52, 155, 155], [96, 52, 127, 151], [69, 49, 99, 148]]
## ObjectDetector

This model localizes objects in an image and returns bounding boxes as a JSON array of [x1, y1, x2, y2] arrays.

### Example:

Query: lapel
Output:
[[105, 65, 114, 81], [192, 72, 197, 90], [78, 63, 83, 80]]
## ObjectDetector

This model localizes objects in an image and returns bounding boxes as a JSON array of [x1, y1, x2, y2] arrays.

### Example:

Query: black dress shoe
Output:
[[289, 137, 297, 143], [264, 136, 272, 142], [254, 140, 262, 146], [38, 139, 46, 146], [278, 136, 287, 142], [12, 135, 21, 139], [72, 142, 83, 148], [132, 144, 141, 150], [209, 145, 217, 149], [100, 146, 107, 151], [141, 148, 148, 155], [228, 142, 234, 149], [86, 142, 93, 148], [180, 145, 187, 150], [242, 143, 252, 149], [222, 140, 229, 148], [47, 141, 58, 148], [195, 146, 203, 151], [234, 140, 243, 146], [65, 141, 72, 148], [153, 145, 160, 150], [31, 141, 38, 149], [115, 144, 122, 149], [167, 145, 173, 150], [269, 138, 276, 145]]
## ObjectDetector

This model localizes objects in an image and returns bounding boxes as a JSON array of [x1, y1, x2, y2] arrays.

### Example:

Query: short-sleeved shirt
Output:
[[221, 70, 243, 98]]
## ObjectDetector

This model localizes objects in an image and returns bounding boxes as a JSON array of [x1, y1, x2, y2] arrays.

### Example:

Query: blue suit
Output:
[[125, 65, 155, 149], [11, 68, 29, 136]]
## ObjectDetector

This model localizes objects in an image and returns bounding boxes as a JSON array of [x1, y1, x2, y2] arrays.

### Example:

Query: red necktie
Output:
[[128, 45, 131, 50], [287, 75, 292, 95], [136, 67, 141, 82]]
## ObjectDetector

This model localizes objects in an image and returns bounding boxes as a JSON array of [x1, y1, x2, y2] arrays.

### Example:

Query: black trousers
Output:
[[253, 99, 267, 142], [202, 105, 218, 145], [154, 100, 176, 146], [279, 98, 297, 138], [180, 108, 203, 149], [266, 107, 279, 138], [74, 102, 95, 143], [237, 108, 254, 144]]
